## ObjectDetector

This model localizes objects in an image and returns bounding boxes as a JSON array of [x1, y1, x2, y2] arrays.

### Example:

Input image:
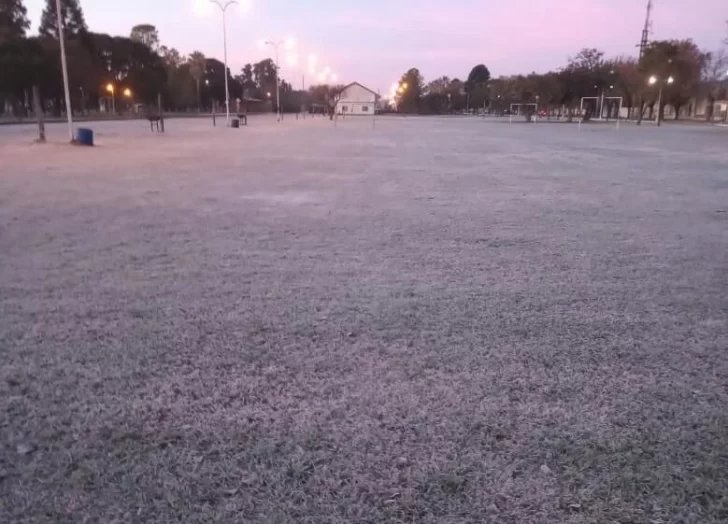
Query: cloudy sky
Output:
[[25, 0, 727, 92]]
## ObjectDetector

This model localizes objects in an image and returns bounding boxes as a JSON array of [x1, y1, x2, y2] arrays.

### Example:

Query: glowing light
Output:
[[191, 0, 213, 16], [402, 82, 408, 89], [236, 0, 252, 15], [316, 72, 326, 82], [106, 83, 114, 94], [122, 88, 132, 98], [648, 76, 657, 85], [667, 76, 674, 84], [266, 91, 271, 98]]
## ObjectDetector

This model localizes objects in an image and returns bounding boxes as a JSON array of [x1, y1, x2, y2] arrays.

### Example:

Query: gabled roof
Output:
[[339, 81, 380, 98]]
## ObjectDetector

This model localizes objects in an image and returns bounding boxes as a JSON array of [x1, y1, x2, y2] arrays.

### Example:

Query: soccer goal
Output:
[[601, 97, 623, 124], [509, 103, 539, 123], [580, 96, 624, 126], [580, 97, 599, 120]]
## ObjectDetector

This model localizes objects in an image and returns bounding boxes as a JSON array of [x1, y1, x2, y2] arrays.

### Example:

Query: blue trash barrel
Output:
[[76, 127, 94, 146]]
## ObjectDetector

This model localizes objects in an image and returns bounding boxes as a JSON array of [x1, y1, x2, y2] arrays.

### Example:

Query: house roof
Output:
[[339, 81, 380, 98]]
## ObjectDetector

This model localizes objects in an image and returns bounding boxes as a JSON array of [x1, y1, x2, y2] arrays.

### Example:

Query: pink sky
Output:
[[25, 0, 728, 92]]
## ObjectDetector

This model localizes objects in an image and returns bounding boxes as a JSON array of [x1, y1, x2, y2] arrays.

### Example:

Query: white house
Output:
[[336, 82, 379, 116]]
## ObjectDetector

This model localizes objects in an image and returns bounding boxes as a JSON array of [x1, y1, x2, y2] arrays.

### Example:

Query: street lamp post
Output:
[[265, 40, 283, 122], [123, 88, 133, 112], [648, 75, 674, 126], [55, 0, 74, 141], [106, 83, 116, 114], [210, 0, 238, 127]]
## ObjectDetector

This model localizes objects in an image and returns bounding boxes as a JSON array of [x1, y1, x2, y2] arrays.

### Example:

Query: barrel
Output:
[[230, 118, 240, 129], [75, 127, 94, 146]]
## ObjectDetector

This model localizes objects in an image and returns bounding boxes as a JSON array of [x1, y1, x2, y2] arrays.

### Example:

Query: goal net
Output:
[[580, 96, 624, 125], [509, 103, 539, 123]]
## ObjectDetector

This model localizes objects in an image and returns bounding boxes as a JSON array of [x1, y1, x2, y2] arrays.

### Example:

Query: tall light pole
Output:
[[265, 40, 283, 122], [55, 0, 74, 141], [106, 83, 116, 114], [210, 0, 237, 126], [648, 75, 674, 126]]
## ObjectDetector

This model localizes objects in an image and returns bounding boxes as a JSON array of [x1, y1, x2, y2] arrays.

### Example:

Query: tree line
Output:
[[395, 38, 727, 121], [0, 0, 322, 117], [2, 0, 726, 120]]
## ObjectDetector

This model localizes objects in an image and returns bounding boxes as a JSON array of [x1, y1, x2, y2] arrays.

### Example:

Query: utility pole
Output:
[[210, 0, 238, 127], [265, 40, 285, 122], [636, 0, 653, 125], [55, 0, 74, 141]]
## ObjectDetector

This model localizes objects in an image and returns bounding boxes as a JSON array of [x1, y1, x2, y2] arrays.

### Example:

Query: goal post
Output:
[[581, 96, 624, 126], [580, 97, 599, 119], [509, 103, 539, 123], [601, 96, 623, 123]]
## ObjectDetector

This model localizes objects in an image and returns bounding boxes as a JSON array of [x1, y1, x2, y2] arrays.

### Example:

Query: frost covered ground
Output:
[[1, 116, 727, 523]]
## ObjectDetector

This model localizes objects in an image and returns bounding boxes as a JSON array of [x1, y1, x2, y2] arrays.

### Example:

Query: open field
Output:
[[1, 116, 727, 523]]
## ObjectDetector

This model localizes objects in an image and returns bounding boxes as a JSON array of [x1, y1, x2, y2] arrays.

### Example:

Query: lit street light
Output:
[[210, 0, 238, 127], [648, 75, 674, 126], [264, 38, 295, 122], [106, 83, 116, 114]]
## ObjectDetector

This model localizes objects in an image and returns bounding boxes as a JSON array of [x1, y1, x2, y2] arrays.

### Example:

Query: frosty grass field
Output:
[[1, 116, 727, 523]]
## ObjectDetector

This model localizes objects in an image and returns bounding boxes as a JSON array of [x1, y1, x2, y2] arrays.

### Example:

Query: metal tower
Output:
[[638, 0, 654, 60]]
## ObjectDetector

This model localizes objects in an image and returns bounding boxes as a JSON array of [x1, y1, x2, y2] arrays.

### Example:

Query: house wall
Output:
[[337, 84, 377, 115]]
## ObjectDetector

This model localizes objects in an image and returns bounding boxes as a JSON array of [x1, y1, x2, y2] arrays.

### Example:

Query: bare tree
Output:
[[702, 49, 728, 120]]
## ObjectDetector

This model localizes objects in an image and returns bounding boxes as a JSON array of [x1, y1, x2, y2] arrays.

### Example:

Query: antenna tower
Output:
[[638, 0, 654, 60]]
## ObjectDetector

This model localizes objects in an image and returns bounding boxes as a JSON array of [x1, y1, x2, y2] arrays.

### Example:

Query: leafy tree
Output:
[[39, 0, 87, 38], [563, 48, 612, 119], [187, 51, 206, 111], [642, 39, 708, 120], [252, 58, 276, 90], [203, 57, 242, 107], [239, 63, 253, 86], [130, 24, 159, 50], [465, 64, 490, 110], [606, 57, 641, 118], [0, 0, 29, 42], [396, 67, 424, 113], [0, 36, 53, 114], [427, 76, 450, 94], [159, 45, 184, 70], [236, 62, 258, 99], [423, 76, 452, 114], [89, 33, 166, 104]]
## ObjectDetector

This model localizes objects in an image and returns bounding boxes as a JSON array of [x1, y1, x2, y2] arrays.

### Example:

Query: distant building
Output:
[[336, 82, 379, 116]]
